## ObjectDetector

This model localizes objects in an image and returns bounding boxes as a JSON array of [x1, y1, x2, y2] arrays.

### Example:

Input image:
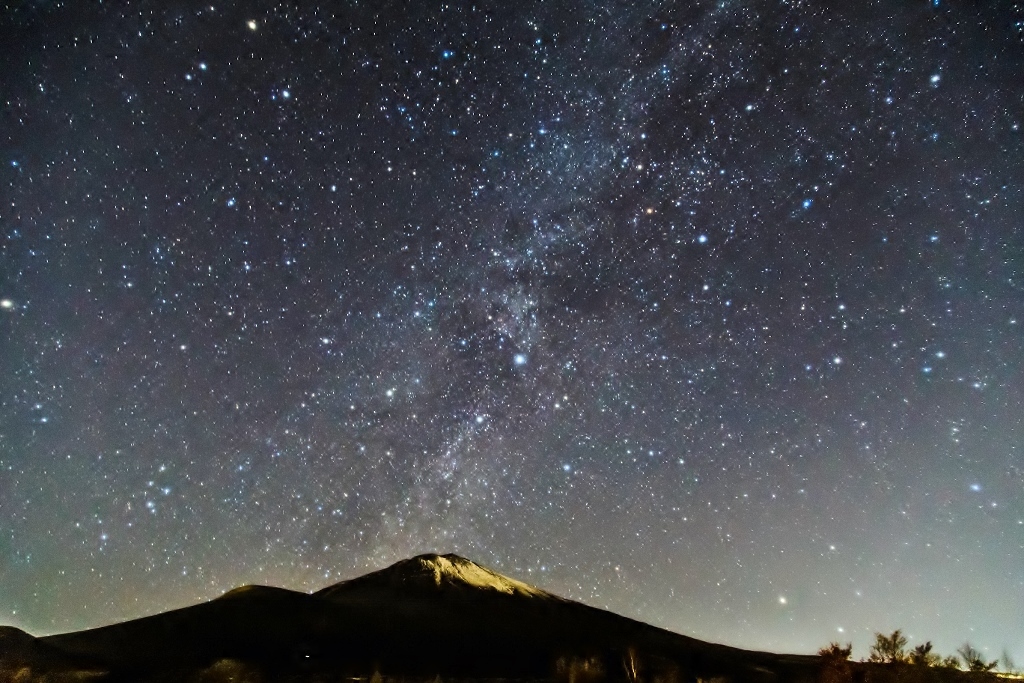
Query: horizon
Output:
[[4, 551, 1017, 666], [1, 0, 1021, 668]]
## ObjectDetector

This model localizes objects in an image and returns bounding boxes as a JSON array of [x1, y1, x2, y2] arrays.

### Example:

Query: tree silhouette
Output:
[[819, 641, 853, 683], [908, 642, 940, 667], [818, 642, 853, 661], [868, 630, 908, 664], [957, 643, 997, 672], [939, 655, 961, 670]]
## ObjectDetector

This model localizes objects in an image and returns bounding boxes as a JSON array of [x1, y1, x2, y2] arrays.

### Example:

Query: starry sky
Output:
[[2, 0, 1023, 665]]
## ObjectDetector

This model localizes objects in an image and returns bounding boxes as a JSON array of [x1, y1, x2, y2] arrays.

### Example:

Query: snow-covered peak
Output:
[[406, 554, 553, 599], [316, 553, 560, 602]]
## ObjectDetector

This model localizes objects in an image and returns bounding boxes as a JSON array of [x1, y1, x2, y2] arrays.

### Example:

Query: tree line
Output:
[[819, 631, 1019, 674]]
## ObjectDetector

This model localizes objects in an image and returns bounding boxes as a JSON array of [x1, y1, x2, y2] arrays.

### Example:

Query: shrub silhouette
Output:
[[956, 643, 997, 672], [939, 655, 961, 670], [818, 642, 853, 683], [818, 643, 853, 661], [908, 642, 940, 667], [868, 630, 908, 664]]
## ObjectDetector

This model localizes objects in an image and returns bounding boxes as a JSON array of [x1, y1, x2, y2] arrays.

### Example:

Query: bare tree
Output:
[[957, 643, 997, 672], [623, 647, 640, 683]]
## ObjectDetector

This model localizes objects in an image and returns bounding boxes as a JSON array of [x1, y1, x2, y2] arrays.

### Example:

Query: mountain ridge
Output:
[[0, 553, 1002, 683]]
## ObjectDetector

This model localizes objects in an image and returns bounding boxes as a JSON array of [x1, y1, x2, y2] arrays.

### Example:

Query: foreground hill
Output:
[[0, 553, 1007, 683]]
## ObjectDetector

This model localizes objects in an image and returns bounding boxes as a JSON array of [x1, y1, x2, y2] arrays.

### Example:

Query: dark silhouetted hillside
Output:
[[0, 554, 1010, 683]]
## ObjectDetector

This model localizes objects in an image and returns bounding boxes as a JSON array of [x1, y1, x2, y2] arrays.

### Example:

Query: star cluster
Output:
[[1, 0, 1022, 664]]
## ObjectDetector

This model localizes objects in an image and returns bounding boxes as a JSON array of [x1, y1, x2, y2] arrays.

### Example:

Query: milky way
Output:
[[1, 1, 1022, 664]]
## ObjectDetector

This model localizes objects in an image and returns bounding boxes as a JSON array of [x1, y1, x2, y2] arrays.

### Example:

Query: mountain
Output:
[[0, 554, 1003, 683], [315, 552, 562, 601], [0, 625, 108, 681]]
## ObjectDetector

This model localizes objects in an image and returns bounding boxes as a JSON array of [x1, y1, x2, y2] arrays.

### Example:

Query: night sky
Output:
[[2, 0, 1022, 664]]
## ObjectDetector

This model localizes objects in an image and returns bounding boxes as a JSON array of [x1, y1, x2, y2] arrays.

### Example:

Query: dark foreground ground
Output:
[[0, 554, 1014, 683]]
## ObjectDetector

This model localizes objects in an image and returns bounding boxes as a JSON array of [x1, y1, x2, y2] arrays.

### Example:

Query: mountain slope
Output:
[[12, 553, 812, 682], [3, 553, 978, 683], [316, 552, 562, 601]]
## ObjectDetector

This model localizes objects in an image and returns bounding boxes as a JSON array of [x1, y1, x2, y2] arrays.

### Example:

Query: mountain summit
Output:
[[315, 553, 560, 601]]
